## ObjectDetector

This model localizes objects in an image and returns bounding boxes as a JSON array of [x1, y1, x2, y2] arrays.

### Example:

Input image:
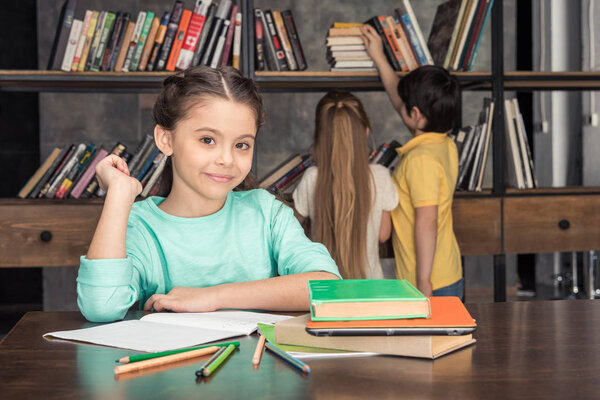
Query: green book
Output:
[[308, 279, 431, 321], [130, 11, 155, 71], [90, 11, 116, 71]]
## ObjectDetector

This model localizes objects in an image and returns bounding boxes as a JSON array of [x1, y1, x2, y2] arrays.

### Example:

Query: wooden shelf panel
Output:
[[504, 71, 600, 90], [504, 186, 600, 196]]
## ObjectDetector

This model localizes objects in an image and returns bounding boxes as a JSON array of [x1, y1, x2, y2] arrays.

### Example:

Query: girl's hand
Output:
[[95, 154, 142, 198], [143, 286, 220, 313], [360, 24, 386, 64]]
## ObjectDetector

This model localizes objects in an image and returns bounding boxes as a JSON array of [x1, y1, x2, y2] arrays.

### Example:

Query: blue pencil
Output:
[[264, 342, 311, 374]]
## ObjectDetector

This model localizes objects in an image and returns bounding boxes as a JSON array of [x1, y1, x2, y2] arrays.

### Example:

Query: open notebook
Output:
[[44, 311, 292, 352]]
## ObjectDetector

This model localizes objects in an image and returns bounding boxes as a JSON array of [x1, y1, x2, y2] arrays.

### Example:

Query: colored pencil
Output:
[[116, 341, 240, 363], [252, 334, 266, 365], [195, 344, 236, 377], [114, 346, 219, 375], [264, 341, 311, 373]]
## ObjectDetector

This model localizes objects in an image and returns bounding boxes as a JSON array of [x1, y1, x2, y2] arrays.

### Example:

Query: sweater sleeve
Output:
[[76, 224, 151, 322], [268, 196, 341, 279]]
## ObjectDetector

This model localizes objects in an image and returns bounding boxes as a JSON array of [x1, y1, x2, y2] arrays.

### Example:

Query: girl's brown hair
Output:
[[312, 90, 373, 279], [152, 66, 264, 196]]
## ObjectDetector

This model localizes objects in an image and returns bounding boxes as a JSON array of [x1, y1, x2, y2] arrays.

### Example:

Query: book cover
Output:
[[231, 10, 242, 69], [281, 10, 307, 70], [71, 11, 93, 71], [76, 10, 99, 71], [200, 0, 232, 66], [101, 12, 125, 71], [69, 148, 108, 199], [91, 12, 116, 71], [308, 279, 431, 321], [47, 0, 77, 70], [272, 11, 297, 70], [209, 19, 230, 68], [122, 11, 147, 72], [275, 314, 475, 359], [85, 11, 106, 71], [401, 0, 434, 64], [156, 1, 184, 71], [17, 148, 62, 199], [60, 18, 82, 72], [176, 1, 212, 70], [220, 4, 239, 67], [191, 3, 217, 66], [113, 21, 135, 71], [166, 9, 192, 71], [263, 10, 289, 71], [131, 11, 156, 71], [394, 6, 427, 66], [146, 11, 170, 71], [427, 0, 463, 66]]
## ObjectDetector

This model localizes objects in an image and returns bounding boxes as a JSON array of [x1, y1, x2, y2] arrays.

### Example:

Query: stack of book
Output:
[[273, 280, 477, 359], [427, 0, 495, 71], [326, 23, 375, 72], [49, 0, 243, 72], [258, 154, 313, 194], [17, 135, 166, 200], [253, 8, 307, 71]]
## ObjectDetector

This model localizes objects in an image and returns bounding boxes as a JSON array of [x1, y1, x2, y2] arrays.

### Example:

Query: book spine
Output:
[[137, 17, 160, 71], [387, 16, 415, 70], [69, 148, 108, 199], [254, 9, 266, 71], [130, 11, 155, 71], [395, 9, 427, 66], [147, 12, 170, 71], [220, 4, 238, 67], [140, 152, 165, 186], [113, 22, 135, 71], [91, 12, 116, 71], [60, 19, 82, 72], [200, 0, 232, 66], [127, 135, 154, 175], [85, 11, 106, 71], [46, 143, 86, 198], [48, 0, 77, 70], [393, 23, 419, 70], [270, 157, 313, 192], [378, 16, 406, 71], [101, 12, 124, 71], [231, 11, 242, 69], [467, 0, 494, 70], [263, 10, 289, 71], [37, 145, 75, 198], [17, 148, 62, 199], [122, 11, 147, 72], [135, 146, 160, 181], [272, 11, 297, 70], [156, 2, 184, 71], [443, 0, 469, 69], [366, 17, 400, 71], [141, 154, 167, 197], [190, 3, 217, 66], [109, 13, 131, 71], [281, 10, 307, 70], [402, 0, 434, 65], [452, 0, 479, 70], [176, 9, 209, 70], [209, 20, 230, 68], [77, 11, 100, 71], [56, 143, 96, 198], [166, 9, 192, 71], [71, 11, 93, 71], [457, 0, 485, 70]]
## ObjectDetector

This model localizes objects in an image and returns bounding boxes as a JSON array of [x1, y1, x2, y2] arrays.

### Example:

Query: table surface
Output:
[[1, 300, 599, 400]]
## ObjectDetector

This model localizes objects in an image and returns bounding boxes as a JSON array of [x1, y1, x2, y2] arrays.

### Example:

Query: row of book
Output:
[[49, 0, 242, 72], [17, 135, 164, 200], [369, 140, 401, 171], [325, 0, 493, 72], [253, 9, 307, 71]]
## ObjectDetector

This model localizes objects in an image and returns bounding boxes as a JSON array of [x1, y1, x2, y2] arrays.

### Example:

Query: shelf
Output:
[[504, 71, 600, 90], [504, 186, 600, 196], [0, 70, 171, 93], [253, 71, 492, 92]]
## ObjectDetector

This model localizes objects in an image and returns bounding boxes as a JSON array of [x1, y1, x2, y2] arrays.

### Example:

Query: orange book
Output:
[[394, 22, 419, 70], [306, 297, 476, 329], [114, 21, 135, 71], [138, 17, 160, 71], [377, 16, 406, 71], [165, 9, 192, 71]]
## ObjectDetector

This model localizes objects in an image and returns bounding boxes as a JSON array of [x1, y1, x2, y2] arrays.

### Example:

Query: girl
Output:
[[293, 90, 398, 279], [77, 66, 340, 323]]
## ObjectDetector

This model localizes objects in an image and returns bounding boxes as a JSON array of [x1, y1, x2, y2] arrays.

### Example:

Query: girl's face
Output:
[[165, 98, 256, 206]]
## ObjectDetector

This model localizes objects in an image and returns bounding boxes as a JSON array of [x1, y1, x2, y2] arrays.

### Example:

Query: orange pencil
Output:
[[114, 345, 219, 375], [252, 334, 266, 365]]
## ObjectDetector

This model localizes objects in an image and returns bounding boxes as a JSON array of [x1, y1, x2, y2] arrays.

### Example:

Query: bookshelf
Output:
[[1, 0, 599, 304]]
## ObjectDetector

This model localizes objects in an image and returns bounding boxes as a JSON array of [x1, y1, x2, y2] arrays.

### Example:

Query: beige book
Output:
[[17, 148, 62, 198], [275, 314, 475, 359], [138, 17, 160, 71], [113, 21, 136, 72]]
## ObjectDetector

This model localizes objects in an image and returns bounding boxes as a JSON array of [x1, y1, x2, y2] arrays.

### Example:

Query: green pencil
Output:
[[116, 341, 240, 363], [195, 344, 236, 377]]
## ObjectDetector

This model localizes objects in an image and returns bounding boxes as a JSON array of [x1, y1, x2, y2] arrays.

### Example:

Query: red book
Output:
[[176, 7, 210, 70], [166, 9, 192, 71], [220, 4, 238, 66]]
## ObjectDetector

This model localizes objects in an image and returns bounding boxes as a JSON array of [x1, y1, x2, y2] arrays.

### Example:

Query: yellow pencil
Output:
[[252, 334, 266, 365], [114, 346, 219, 375]]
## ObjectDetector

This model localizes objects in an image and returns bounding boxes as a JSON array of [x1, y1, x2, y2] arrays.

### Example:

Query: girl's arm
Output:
[[361, 24, 403, 114], [379, 210, 392, 242], [143, 271, 339, 313], [414, 205, 438, 296]]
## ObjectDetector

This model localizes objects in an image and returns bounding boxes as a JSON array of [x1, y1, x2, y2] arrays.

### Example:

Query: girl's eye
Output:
[[236, 142, 250, 150], [200, 137, 215, 145]]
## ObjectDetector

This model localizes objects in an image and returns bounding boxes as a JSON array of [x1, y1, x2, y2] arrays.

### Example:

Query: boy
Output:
[[361, 25, 463, 298]]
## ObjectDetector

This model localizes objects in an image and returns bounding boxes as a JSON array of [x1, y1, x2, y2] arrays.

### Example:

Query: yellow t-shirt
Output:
[[391, 132, 462, 290]]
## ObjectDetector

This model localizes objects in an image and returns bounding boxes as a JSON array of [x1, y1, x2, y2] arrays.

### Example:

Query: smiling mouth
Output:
[[205, 173, 234, 183]]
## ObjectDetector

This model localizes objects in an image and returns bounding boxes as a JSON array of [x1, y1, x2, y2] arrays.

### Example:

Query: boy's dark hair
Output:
[[397, 65, 460, 133]]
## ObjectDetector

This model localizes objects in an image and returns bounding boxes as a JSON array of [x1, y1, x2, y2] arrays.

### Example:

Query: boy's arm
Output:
[[361, 24, 403, 114], [143, 271, 339, 313], [379, 210, 392, 242], [414, 205, 438, 296]]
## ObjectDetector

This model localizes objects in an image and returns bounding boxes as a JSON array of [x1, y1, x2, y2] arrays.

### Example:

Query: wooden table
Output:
[[1, 300, 599, 399]]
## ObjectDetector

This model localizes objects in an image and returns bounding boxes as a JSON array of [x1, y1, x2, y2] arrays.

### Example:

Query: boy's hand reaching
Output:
[[144, 286, 219, 313], [360, 24, 386, 65], [95, 154, 142, 198]]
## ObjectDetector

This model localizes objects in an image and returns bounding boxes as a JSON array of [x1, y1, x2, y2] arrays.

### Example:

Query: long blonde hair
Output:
[[312, 90, 372, 279]]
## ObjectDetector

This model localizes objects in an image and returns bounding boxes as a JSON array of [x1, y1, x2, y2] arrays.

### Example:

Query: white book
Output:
[[452, 0, 478, 70], [232, 12, 242, 68], [329, 44, 366, 52], [504, 99, 526, 189], [330, 50, 369, 58], [61, 19, 83, 71], [210, 19, 230, 68], [475, 100, 495, 191], [512, 98, 538, 188], [71, 11, 93, 71], [122, 11, 147, 72], [44, 311, 292, 353], [402, 0, 434, 65], [333, 60, 375, 68]]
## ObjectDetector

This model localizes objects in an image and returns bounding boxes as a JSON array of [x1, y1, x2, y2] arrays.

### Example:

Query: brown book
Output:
[[393, 22, 419, 70], [275, 314, 475, 359], [114, 21, 135, 71], [138, 17, 160, 71], [17, 148, 62, 198]]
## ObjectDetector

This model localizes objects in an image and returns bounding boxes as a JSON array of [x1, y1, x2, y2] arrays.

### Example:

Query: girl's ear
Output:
[[154, 125, 173, 156]]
